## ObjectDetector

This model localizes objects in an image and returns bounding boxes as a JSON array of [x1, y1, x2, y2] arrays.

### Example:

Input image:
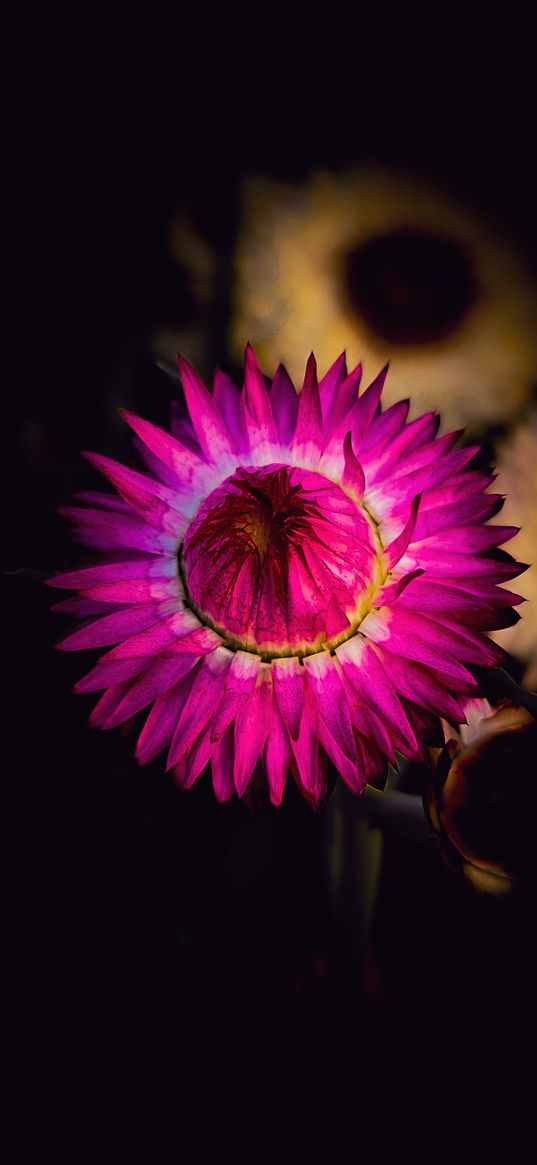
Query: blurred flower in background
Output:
[[425, 697, 537, 894], [230, 167, 537, 431]]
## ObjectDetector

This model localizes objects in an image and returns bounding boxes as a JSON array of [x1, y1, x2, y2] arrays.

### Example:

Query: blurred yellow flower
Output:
[[232, 167, 537, 432]]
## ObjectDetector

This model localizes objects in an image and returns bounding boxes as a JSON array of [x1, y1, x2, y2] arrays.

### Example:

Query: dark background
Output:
[[8, 32, 537, 1157]]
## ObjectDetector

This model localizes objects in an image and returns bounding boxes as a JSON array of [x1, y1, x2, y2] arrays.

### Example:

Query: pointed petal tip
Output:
[[176, 352, 199, 381], [117, 407, 137, 429], [304, 350, 318, 379], [81, 449, 105, 471], [244, 342, 264, 374]]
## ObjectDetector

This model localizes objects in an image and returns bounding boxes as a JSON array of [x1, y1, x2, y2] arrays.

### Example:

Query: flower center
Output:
[[182, 464, 380, 656], [345, 228, 477, 344]]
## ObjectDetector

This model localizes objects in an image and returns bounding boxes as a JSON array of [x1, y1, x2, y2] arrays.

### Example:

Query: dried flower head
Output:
[[49, 349, 525, 806]]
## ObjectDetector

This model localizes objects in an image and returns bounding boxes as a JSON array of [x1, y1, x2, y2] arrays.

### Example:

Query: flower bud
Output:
[[425, 697, 537, 894]]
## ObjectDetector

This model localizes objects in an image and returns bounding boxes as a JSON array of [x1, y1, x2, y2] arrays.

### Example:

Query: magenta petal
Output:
[[293, 353, 323, 451], [74, 490, 130, 512], [355, 730, 387, 791], [60, 506, 171, 553], [415, 525, 520, 554], [375, 569, 424, 606], [135, 674, 194, 766], [52, 596, 127, 617], [423, 615, 505, 665], [324, 594, 351, 639], [119, 410, 208, 485], [80, 578, 178, 604], [411, 493, 504, 542], [264, 702, 290, 807], [337, 637, 420, 754], [304, 652, 356, 761], [270, 363, 299, 444], [319, 351, 347, 423], [57, 602, 170, 651], [211, 725, 236, 803], [83, 452, 184, 512], [323, 363, 363, 443], [354, 700, 400, 770], [360, 607, 493, 676], [383, 495, 421, 569], [178, 354, 236, 463], [426, 577, 525, 605], [398, 428, 462, 472], [410, 548, 526, 582], [101, 652, 201, 729], [48, 558, 171, 591], [272, 657, 305, 739], [364, 410, 438, 478], [177, 727, 217, 791], [133, 438, 187, 493], [351, 364, 388, 443], [289, 682, 325, 803], [213, 369, 249, 452], [317, 716, 362, 789], [167, 649, 232, 768], [74, 656, 148, 692], [342, 432, 365, 498], [89, 681, 132, 727], [233, 674, 272, 797], [169, 399, 199, 448], [359, 398, 410, 456], [376, 649, 466, 722], [395, 575, 516, 616], [242, 344, 278, 450], [210, 651, 260, 742], [104, 610, 202, 660]]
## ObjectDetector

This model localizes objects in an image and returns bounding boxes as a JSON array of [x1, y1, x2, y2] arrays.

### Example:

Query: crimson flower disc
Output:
[[49, 347, 526, 806]]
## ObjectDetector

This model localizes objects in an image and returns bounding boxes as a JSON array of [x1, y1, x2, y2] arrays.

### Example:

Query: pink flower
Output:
[[425, 697, 537, 893], [49, 348, 526, 807]]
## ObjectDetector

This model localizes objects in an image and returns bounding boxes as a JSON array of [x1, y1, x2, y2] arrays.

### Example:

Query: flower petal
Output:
[[57, 602, 174, 651], [292, 352, 323, 454], [211, 724, 236, 802], [270, 363, 298, 444], [119, 410, 211, 491], [213, 368, 248, 452], [233, 670, 272, 796], [336, 637, 420, 754], [242, 344, 278, 454], [167, 648, 232, 768], [319, 351, 347, 423], [342, 432, 365, 498], [136, 673, 195, 766], [178, 354, 237, 465], [272, 657, 305, 740], [210, 651, 260, 742], [304, 651, 356, 761], [264, 702, 290, 807], [100, 652, 201, 729]]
